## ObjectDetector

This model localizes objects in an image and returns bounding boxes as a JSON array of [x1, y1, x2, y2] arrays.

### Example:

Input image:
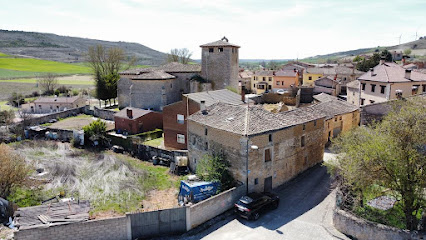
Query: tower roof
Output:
[[200, 37, 240, 48]]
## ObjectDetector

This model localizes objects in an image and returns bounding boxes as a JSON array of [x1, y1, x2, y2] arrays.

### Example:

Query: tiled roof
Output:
[[184, 89, 246, 107], [34, 96, 82, 104], [120, 62, 201, 75], [312, 93, 358, 119], [346, 80, 359, 89], [188, 102, 325, 136], [200, 39, 240, 48], [254, 70, 275, 76], [239, 71, 253, 78], [274, 70, 297, 77], [131, 70, 176, 80], [358, 62, 426, 83], [306, 66, 363, 76], [114, 107, 154, 119]]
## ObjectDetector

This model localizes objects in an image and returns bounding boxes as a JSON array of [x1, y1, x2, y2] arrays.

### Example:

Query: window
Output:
[[308, 76, 312, 80], [254, 178, 258, 185], [339, 116, 342, 120], [301, 136, 305, 147], [335, 117, 337, 122], [268, 85, 272, 90], [314, 120, 317, 126], [209, 48, 213, 52], [253, 84, 256, 88], [302, 124, 306, 130], [371, 84, 376, 92], [423, 85, 426, 92], [204, 142, 208, 150], [192, 136, 196, 146], [170, 83, 173, 88], [205, 128, 208, 136], [218, 48, 223, 52], [361, 98, 365, 105], [264, 148, 272, 162], [263, 77, 266, 81], [277, 81, 280, 86], [361, 83, 366, 91], [177, 114, 184, 124], [412, 85, 419, 95], [258, 84, 265, 89], [177, 134, 185, 144], [268, 77, 272, 81], [370, 100, 375, 104], [268, 134, 272, 142], [353, 92, 355, 96], [380, 85, 386, 94]]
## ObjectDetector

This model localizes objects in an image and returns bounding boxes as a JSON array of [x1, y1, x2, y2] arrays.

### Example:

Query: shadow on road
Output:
[[236, 164, 332, 231]]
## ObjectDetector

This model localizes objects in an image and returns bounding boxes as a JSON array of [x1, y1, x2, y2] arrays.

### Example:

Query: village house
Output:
[[303, 67, 324, 87], [303, 65, 363, 91], [187, 102, 326, 193], [346, 80, 360, 106], [314, 76, 341, 96], [251, 70, 274, 94], [312, 93, 360, 143], [118, 37, 241, 111], [273, 69, 299, 90], [22, 96, 86, 113], [239, 70, 253, 92], [162, 89, 246, 150], [347, 61, 426, 106], [114, 107, 163, 135]]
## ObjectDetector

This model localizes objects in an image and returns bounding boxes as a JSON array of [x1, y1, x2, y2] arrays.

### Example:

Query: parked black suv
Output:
[[234, 192, 279, 220]]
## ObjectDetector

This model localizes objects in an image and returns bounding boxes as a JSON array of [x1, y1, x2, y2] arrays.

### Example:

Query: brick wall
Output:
[[114, 112, 163, 135], [14, 216, 129, 240], [187, 184, 245, 230]]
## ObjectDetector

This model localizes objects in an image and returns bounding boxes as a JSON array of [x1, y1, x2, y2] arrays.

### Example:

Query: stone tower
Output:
[[200, 37, 240, 90]]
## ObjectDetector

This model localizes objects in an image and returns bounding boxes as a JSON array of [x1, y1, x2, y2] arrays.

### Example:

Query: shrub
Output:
[[0, 144, 29, 198]]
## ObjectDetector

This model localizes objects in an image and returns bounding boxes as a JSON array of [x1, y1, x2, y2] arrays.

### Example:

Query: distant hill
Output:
[[0, 30, 167, 65], [303, 38, 426, 63]]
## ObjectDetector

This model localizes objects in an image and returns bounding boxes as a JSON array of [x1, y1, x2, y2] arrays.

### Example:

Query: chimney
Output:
[[200, 100, 206, 114], [241, 86, 246, 103], [370, 68, 375, 76], [405, 69, 412, 79], [379, 57, 386, 65], [127, 108, 133, 119]]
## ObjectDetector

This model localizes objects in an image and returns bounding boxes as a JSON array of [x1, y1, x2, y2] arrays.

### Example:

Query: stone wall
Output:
[[93, 106, 116, 121], [14, 216, 129, 240], [201, 46, 239, 90], [333, 209, 417, 240], [25, 107, 85, 126], [187, 184, 245, 230]]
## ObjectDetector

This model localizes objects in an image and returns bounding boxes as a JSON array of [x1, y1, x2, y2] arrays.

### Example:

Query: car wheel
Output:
[[253, 212, 260, 220], [272, 201, 279, 209]]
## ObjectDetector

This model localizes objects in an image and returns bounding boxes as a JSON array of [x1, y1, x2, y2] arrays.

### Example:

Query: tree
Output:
[[267, 60, 280, 70], [87, 45, 133, 106], [0, 144, 29, 198], [330, 98, 426, 230], [37, 73, 58, 95], [404, 48, 412, 55], [196, 152, 234, 190], [7, 92, 24, 107], [167, 48, 192, 64], [82, 119, 107, 146], [0, 110, 15, 129], [381, 49, 393, 62], [352, 55, 364, 62], [356, 53, 380, 72]]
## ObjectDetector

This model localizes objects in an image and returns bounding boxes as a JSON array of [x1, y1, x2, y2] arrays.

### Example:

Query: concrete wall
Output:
[[129, 207, 186, 239], [15, 216, 129, 240], [187, 184, 245, 230], [333, 209, 416, 240]]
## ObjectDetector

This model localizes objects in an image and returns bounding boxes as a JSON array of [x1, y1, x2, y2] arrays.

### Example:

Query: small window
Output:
[[177, 134, 185, 144], [209, 48, 213, 52], [302, 124, 306, 130], [353, 92, 355, 96], [422, 85, 426, 92], [314, 120, 317, 126], [308, 76, 312, 80], [371, 84, 376, 92], [335, 117, 337, 122], [361, 83, 366, 91], [370, 100, 375, 104], [264, 148, 272, 162], [268, 85, 271, 90], [339, 116, 342, 120], [263, 77, 266, 81], [204, 142, 208, 150], [301, 136, 305, 147], [170, 83, 173, 88], [268, 77, 272, 81], [254, 178, 258, 185], [380, 85, 386, 94], [177, 114, 184, 124], [218, 48, 223, 52], [205, 128, 208, 136], [361, 98, 365, 105], [253, 84, 256, 88], [268, 134, 272, 142], [192, 136, 196, 146], [277, 81, 280, 86]]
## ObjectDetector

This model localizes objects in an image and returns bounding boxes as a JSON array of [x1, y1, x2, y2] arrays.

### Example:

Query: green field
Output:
[[0, 68, 44, 78], [0, 52, 9, 57], [0, 78, 93, 85], [0, 57, 91, 74]]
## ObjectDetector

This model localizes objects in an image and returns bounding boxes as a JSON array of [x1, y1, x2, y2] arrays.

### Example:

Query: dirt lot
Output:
[[48, 114, 115, 131]]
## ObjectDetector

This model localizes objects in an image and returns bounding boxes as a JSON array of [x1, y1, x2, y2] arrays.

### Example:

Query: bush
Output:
[[7, 92, 25, 107], [196, 152, 234, 191], [82, 119, 107, 146], [57, 86, 70, 94], [0, 144, 29, 198], [71, 89, 79, 96], [31, 91, 40, 97]]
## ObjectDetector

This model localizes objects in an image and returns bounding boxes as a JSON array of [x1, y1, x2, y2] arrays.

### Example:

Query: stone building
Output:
[[188, 102, 325, 193], [313, 76, 341, 96], [114, 107, 163, 135], [21, 96, 86, 113], [162, 89, 247, 150], [118, 62, 201, 111], [312, 93, 360, 143], [200, 37, 240, 90], [347, 62, 426, 107]]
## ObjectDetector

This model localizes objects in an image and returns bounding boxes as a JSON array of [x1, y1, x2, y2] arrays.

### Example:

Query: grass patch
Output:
[[0, 58, 91, 74], [354, 203, 407, 229], [0, 52, 8, 57], [0, 101, 15, 111], [143, 137, 163, 147], [0, 78, 93, 85], [0, 69, 43, 78]]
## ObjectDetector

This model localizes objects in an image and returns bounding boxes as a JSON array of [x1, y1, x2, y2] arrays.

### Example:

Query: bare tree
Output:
[[38, 73, 58, 95], [167, 48, 192, 64], [0, 144, 29, 198]]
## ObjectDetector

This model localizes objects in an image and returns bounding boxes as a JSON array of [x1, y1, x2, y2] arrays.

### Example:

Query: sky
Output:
[[0, 0, 425, 59]]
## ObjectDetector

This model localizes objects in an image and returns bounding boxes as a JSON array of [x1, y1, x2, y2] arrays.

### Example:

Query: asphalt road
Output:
[[169, 163, 349, 240]]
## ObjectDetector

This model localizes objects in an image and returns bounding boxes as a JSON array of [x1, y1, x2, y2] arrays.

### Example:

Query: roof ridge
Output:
[[382, 64, 390, 83]]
